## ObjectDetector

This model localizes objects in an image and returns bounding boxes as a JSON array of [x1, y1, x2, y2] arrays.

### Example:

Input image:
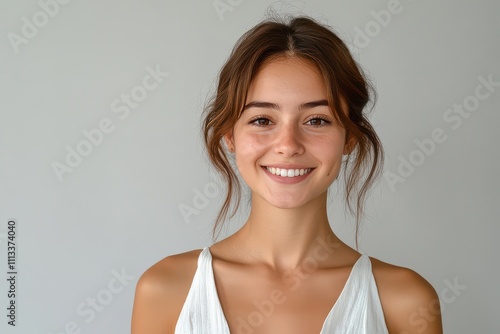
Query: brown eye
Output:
[[306, 117, 331, 127], [250, 117, 272, 126]]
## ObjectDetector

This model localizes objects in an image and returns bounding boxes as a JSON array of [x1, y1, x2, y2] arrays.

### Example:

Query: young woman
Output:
[[131, 16, 443, 334]]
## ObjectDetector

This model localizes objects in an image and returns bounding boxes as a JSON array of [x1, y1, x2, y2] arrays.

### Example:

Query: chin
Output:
[[264, 196, 309, 210]]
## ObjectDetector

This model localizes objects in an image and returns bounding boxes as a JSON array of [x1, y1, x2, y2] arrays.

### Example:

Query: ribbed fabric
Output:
[[175, 247, 389, 333]]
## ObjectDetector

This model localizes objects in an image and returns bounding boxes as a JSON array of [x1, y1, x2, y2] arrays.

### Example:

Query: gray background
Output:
[[1, 0, 499, 333]]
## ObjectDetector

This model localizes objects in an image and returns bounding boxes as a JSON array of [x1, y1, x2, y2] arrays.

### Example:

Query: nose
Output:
[[274, 122, 305, 157]]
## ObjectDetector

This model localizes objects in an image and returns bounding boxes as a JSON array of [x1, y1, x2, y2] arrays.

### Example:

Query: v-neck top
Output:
[[174, 247, 389, 333]]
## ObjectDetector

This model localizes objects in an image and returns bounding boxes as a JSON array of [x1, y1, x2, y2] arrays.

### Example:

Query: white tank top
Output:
[[175, 247, 389, 333]]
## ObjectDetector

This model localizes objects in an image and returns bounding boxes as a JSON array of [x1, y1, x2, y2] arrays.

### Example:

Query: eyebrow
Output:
[[242, 99, 329, 111]]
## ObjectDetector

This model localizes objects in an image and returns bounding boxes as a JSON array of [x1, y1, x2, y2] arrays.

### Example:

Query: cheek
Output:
[[312, 135, 345, 163], [235, 132, 270, 155], [234, 132, 270, 171]]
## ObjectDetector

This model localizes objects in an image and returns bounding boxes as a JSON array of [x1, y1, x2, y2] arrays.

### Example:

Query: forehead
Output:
[[248, 56, 326, 96]]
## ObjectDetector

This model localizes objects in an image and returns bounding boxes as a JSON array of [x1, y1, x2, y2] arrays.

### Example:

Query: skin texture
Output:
[[131, 57, 443, 334]]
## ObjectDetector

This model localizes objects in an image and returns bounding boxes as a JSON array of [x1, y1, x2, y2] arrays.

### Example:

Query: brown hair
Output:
[[202, 15, 384, 247]]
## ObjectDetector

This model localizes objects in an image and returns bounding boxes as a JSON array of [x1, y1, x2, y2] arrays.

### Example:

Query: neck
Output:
[[232, 191, 343, 271]]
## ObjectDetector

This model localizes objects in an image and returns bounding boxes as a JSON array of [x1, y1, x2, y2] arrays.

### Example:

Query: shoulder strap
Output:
[[174, 247, 230, 334]]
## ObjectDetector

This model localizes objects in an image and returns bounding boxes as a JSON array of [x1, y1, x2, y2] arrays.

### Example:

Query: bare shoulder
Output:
[[131, 248, 203, 334], [369, 256, 443, 334]]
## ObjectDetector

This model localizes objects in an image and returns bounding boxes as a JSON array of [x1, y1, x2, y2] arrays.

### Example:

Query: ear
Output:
[[223, 130, 235, 152], [343, 133, 356, 155]]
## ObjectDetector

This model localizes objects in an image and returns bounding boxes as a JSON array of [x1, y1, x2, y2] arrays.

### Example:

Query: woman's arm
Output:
[[373, 259, 443, 334], [131, 251, 200, 334], [131, 264, 174, 334]]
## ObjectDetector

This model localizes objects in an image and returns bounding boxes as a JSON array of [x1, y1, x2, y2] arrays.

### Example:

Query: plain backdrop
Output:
[[1, 0, 499, 333]]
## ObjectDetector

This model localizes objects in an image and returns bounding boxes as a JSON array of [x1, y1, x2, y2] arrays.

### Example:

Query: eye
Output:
[[305, 116, 332, 127], [249, 116, 272, 127]]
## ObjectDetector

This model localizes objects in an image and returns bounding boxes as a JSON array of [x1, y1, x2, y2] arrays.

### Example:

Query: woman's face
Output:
[[225, 56, 349, 209]]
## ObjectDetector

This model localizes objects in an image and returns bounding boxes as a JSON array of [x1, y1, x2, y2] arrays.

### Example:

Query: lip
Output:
[[261, 166, 315, 184], [262, 164, 314, 169]]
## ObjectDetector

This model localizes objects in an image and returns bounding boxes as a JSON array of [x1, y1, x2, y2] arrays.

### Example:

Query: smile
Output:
[[265, 167, 313, 178]]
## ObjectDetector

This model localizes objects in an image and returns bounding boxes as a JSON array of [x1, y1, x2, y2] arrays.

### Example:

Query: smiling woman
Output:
[[225, 57, 347, 210], [131, 15, 443, 334]]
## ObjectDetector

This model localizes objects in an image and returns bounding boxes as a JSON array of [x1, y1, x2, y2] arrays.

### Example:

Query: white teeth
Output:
[[266, 167, 312, 178]]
